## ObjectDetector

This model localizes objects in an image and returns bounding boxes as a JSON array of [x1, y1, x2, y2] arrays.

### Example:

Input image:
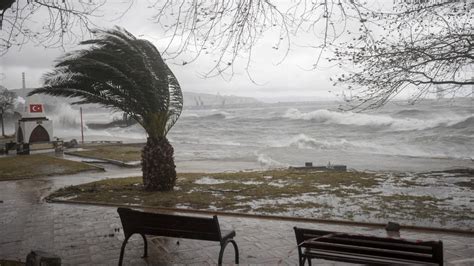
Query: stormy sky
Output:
[[0, 1, 360, 102], [0, 0, 438, 102]]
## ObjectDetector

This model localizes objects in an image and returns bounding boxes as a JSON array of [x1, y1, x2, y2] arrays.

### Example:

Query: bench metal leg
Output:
[[218, 239, 239, 265], [297, 247, 305, 266], [298, 255, 312, 266], [118, 235, 131, 266], [118, 234, 147, 266], [140, 233, 148, 258]]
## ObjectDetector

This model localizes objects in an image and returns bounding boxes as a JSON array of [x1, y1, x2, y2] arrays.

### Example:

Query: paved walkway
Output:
[[1, 163, 473, 265]]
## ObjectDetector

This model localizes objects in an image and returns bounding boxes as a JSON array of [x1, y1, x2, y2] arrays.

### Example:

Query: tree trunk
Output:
[[142, 137, 177, 191]]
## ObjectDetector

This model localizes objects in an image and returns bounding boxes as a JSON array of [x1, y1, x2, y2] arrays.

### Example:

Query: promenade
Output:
[[1, 164, 473, 265]]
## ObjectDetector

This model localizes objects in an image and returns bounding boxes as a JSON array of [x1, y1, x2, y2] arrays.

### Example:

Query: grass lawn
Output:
[[0, 260, 25, 266], [68, 143, 143, 162], [51, 169, 377, 212], [0, 260, 24, 266], [49, 169, 473, 229], [0, 154, 103, 181]]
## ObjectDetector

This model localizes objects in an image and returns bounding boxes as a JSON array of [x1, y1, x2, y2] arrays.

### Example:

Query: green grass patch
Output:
[[0, 154, 102, 181], [68, 143, 143, 162], [49, 169, 378, 213], [0, 260, 25, 266]]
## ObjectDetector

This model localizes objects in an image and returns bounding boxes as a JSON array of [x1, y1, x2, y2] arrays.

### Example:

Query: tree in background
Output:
[[29, 27, 183, 191], [0, 86, 16, 137], [2, 1, 472, 109], [151, 0, 472, 107]]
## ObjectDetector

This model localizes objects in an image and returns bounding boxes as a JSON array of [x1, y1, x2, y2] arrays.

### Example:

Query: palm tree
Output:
[[29, 27, 183, 191]]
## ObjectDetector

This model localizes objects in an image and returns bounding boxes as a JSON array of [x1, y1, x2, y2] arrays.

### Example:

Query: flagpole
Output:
[[80, 107, 84, 144]]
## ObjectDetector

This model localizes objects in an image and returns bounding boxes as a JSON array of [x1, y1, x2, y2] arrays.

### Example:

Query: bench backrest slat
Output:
[[118, 208, 222, 242], [294, 227, 443, 265]]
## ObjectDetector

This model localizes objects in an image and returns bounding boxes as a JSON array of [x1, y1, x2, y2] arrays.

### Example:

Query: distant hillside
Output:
[[184, 91, 259, 107], [12, 88, 260, 108]]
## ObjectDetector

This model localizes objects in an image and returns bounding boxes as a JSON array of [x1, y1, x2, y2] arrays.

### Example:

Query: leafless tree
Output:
[[149, 0, 370, 80], [331, 1, 473, 109], [0, 86, 16, 136], [0, 0, 108, 56]]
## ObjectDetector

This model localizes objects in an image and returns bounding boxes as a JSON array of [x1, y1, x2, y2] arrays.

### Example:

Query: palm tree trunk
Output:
[[142, 137, 177, 191]]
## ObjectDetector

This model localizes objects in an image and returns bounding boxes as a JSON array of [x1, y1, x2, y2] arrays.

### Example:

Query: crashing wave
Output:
[[282, 108, 471, 131], [286, 134, 356, 150]]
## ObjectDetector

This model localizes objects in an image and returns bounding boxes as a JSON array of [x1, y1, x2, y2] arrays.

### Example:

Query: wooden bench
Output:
[[294, 227, 443, 265], [117, 207, 239, 266]]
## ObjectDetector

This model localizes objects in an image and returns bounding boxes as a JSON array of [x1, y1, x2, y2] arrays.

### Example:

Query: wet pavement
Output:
[[1, 161, 473, 265]]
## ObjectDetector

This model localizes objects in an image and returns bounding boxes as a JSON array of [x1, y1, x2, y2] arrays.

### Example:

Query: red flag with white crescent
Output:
[[29, 104, 43, 113]]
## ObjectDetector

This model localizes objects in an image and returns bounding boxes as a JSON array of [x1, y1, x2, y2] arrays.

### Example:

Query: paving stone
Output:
[[1, 176, 474, 265]]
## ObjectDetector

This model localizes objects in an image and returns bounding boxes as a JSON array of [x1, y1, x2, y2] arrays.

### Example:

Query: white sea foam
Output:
[[181, 110, 233, 119], [181, 113, 200, 118], [195, 176, 228, 185], [283, 108, 469, 131], [242, 181, 264, 185]]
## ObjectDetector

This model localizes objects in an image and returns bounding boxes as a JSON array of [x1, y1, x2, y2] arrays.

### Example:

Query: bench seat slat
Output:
[[141, 228, 221, 241], [302, 233, 435, 254], [302, 241, 438, 263], [314, 236, 434, 253], [300, 231, 439, 246], [305, 249, 440, 266]]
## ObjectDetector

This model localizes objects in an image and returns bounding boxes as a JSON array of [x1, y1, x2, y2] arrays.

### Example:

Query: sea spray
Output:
[[48, 103, 82, 128], [256, 153, 287, 168]]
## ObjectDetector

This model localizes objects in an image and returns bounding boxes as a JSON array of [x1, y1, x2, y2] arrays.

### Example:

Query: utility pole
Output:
[[80, 107, 84, 144], [1, 107, 4, 137], [22, 72, 26, 89]]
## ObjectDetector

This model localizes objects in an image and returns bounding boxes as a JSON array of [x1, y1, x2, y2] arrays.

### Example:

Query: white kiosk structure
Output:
[[15, 96, 53, 153]]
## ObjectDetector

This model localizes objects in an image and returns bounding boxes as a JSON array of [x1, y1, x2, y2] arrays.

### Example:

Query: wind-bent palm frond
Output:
[[29, 26, 183, 138]]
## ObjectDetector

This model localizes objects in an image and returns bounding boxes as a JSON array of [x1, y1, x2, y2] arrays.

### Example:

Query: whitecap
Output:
[[282, 108, 470, 131]]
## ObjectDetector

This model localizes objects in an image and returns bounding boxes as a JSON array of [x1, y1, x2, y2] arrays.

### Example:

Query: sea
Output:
[[50, 97, 473, 173]]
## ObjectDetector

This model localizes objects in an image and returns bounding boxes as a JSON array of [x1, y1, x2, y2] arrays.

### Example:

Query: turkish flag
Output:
[[30, 104, 43, 113]]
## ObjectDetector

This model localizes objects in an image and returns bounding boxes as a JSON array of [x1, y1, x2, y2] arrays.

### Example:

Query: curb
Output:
[[64, 152, 140, 168], [48, 198, 474, 236]]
